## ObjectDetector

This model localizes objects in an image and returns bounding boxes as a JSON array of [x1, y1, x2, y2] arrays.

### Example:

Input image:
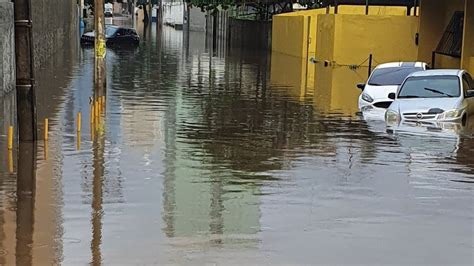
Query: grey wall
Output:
[[0, 1, 15, 96], [1, 0, 78, 136], [32, 0, 79, 70], [0, 0, 78, 94], [228, 18, 272, 50], [186, 7, 206, 32]]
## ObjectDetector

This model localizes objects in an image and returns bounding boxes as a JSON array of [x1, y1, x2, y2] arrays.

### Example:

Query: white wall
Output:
[[162, 2, 184, 26]]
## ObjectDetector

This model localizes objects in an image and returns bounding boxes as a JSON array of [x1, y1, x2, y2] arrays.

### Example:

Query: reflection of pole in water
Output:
[[15, 142, 36, 266], [90, 125, 105, 265], [94, 0, 107, 99], [209, 175, 224, 245]]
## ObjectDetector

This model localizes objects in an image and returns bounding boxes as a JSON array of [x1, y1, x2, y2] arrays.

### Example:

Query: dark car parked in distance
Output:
[[80, 26, 140, 47]]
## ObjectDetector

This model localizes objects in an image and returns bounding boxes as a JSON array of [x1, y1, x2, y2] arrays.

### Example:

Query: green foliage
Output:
[[185, 0, 328, 14], [299, 0, 327, 9], [186, 0, 236, 13]]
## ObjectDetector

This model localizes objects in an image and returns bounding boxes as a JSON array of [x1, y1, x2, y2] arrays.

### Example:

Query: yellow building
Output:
[[272, 1, 474, 73], [271, 1, 474, 114], [272, 5, 413, 59], [418, 0, 474, 73], [270, 3, 420, 116]]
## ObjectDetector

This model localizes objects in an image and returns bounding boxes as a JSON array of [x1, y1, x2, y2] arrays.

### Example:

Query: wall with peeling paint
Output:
[[0, 1, 15, 96]]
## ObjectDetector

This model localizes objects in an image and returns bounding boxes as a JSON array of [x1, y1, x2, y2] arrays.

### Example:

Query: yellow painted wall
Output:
[[272, 5, 413, 59], [313, 14, 418, 107], [436, 54, 462, 69], [315, 14, 336, 64], [270, 52, 312, 100], [470, 58, 474, 74], [461, 0, 474, 72], [337, 5, 410, 16], [418, 0, 465, 67], [316, 14, 419, 67], [271, 15, 309, 58], [313, 65, 366, 115]]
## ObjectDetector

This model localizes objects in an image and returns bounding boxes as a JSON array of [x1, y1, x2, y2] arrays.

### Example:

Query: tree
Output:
[[185, 0, 329, 19]]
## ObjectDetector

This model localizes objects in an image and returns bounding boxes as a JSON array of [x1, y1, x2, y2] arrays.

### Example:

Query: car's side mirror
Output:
[[388, 93, 396, 100], [466, 90, 474, 98], [357, 83, 365, 90]]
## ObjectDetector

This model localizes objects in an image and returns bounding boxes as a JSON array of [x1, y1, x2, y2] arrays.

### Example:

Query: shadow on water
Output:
[[15, 142, 36, 266], [90, 124, 105, 265]]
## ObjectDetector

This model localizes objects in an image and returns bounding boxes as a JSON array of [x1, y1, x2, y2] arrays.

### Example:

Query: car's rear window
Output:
[[368, 67, 423, 86], [398, 76, 460, 98], [106, 27, 118, 37]]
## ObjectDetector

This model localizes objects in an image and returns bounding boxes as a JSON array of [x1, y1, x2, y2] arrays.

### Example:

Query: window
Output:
[[398, 76, 460, 98], [368, 67, 423, 86]]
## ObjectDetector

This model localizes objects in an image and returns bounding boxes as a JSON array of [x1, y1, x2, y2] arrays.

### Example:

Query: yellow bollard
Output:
[[7, 126, 13, 150], [8, 150, 13, 174], [77, 112, 82, 132], [44, 118, 49, 141]]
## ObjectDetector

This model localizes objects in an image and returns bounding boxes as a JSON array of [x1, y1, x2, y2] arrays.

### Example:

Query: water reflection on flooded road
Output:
[[0, 24, 473, 264]]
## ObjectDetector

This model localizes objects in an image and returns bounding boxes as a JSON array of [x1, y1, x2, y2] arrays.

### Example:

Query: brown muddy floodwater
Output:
[[0, 23, 473, 265]]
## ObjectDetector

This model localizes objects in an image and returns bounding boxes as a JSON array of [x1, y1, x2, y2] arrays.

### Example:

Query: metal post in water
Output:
[[414, 0, 418, 16], [94, 0, 107, 99], [14, 0, 37, 141], [368, 54, 373, 78], [43, 118, 48, 141]]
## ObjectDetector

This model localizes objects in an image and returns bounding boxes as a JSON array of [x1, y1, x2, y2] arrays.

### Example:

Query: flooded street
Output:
[[0, 24, 473, 264]]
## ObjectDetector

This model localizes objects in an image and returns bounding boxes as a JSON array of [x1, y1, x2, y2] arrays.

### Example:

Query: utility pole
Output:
[[14, 0, 37, 141], [94, 0, 107, 99]]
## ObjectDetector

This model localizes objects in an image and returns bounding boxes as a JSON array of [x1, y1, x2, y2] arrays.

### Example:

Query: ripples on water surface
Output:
[[0, 24, 473, 265]]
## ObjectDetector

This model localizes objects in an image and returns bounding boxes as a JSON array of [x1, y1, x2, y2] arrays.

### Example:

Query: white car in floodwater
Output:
[[385, 69, 474, 126], [358, 62, 428, 111]]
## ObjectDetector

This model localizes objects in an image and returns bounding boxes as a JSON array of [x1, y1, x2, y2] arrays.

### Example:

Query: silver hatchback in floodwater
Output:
[[385, 69, 474, 126]]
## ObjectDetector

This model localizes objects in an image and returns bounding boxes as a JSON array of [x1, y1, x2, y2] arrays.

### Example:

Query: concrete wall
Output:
[[313, 14, 418, 103], [270, 52, 313, 101], [0, 1, 15, 96], [330, 14, 419, 66], [314, 65, 367, 115], [272, 15, 310, 58], [315, 14, 418, 68], [185, 6, 206, 32], [228, 18, 271, 50], [32, 0, 79, 70]]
